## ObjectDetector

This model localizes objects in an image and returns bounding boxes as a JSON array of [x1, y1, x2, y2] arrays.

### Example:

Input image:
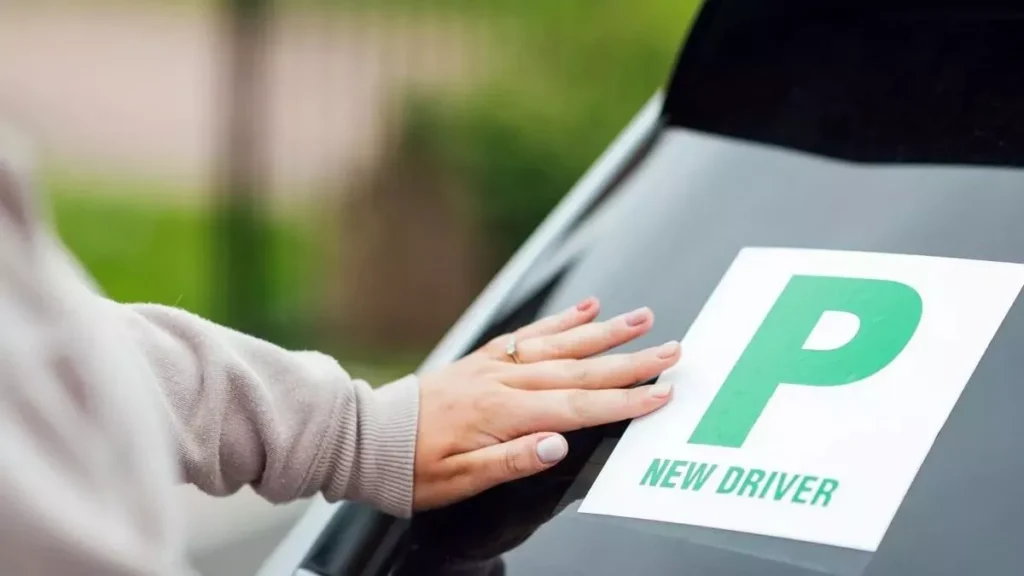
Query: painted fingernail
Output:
[[625, 307, 651, 327], [577, 298, 597, 312], [649, 380, 673, 399], [656, 341, 680, 359], [537, 435, 569, 464]]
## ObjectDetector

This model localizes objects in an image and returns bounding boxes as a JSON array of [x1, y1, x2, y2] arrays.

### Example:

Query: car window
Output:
[[665, 0, 1024, 166], [396, 126, 1024, 576]]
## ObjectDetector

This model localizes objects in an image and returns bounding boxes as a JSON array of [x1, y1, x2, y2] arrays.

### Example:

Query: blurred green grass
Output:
[[44, 170, 319, 342], [47, 174, 217, 317], [45, 170, 423, 383]]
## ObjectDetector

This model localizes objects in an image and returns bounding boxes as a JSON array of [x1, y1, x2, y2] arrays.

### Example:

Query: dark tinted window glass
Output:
[[665, 0, 1024, 166]]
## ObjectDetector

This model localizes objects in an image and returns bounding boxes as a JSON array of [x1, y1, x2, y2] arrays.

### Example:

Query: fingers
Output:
[[504, 341, 680, 390], [516, 297, 599, 340], [482, 298, 600, 359], [507, 382, 673, 433], [444, 433, 569, 502], [513, 306, 654, 363]]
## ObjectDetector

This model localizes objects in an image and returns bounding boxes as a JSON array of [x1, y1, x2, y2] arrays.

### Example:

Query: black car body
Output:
[[261, 1, 1024, 574]]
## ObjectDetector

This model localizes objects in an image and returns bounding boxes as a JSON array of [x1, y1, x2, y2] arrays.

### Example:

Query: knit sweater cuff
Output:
[[321, 374, 420, 517]]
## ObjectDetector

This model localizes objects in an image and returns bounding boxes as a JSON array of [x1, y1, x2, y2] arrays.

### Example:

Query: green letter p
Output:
[[688, 275, 922, 448]]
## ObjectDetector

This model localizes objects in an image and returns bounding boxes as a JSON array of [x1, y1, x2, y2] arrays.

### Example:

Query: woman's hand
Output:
[[413, 297, 680, 510]]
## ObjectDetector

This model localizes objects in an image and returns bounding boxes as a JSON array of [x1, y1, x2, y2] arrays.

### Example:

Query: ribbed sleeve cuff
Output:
[[322, 374, 420, 517]]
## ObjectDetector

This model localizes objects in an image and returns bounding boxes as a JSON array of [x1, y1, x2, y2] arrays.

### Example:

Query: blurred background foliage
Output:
[[13, 0, 700, 371], [45, 170, 321, 340], [365, 0, 701, 264]]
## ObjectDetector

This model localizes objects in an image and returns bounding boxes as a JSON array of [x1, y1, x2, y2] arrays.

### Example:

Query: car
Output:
[[260, 0, 1024, 574]]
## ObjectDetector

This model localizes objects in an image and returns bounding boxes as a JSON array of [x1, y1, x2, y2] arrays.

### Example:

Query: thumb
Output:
[[413, 434, 569, 511], [461, 433, 569, 494]]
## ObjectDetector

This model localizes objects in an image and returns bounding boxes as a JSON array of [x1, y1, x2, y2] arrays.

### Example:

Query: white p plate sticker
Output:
[[579, 247, 1024, 551]]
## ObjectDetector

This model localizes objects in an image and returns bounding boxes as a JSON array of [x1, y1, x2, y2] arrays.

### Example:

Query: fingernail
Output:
[[656, 341, 680, 359], [536, 435, 569, 464], [577, 298, 596, 312], [649, 380, 673, 399], [625, 307, 651, 327]]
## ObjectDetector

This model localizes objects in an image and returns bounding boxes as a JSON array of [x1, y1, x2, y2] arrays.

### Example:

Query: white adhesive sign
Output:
[[579, 247, 1024, 551]]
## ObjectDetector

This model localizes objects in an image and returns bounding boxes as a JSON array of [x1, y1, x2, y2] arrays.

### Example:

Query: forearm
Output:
[[104, 300, 419, 516]]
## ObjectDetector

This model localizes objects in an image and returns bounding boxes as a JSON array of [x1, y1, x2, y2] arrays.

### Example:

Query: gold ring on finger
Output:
[[505, 335, 522, 364]]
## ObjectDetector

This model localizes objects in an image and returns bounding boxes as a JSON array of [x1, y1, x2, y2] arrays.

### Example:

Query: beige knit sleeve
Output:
[[103, 300, 420, 517]]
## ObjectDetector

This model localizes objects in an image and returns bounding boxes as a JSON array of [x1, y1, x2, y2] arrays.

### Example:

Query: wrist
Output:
[[320, 374, 420, 517]]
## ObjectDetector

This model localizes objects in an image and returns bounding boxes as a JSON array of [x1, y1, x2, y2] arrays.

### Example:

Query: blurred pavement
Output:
[[0, 3, 472, 199]]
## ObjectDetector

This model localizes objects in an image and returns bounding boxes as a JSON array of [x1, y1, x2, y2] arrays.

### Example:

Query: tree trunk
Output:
[[215, 0, 272, 337], [326, 108, 485, 353]]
